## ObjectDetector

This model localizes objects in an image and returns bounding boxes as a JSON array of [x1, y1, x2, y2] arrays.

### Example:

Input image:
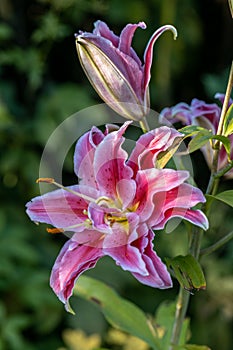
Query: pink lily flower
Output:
[[26, 122, 208, 309], [160, 94, 233, 178], [75, 21, 177, 120]]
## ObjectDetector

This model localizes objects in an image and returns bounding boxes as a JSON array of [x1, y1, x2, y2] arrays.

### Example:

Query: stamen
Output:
[[46, 219, 92, 235], [36, 177, 54, 183], [36, 177, 96, 203], [47, 228, 64, 234]]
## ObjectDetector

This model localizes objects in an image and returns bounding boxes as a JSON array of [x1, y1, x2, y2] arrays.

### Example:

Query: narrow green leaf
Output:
[[155, 302, 190, 349], [165, 255, 206, 292], [208, 190, 233, 208], [188, 130, 213, 153], [74, 276, 160, 350], [223, 104, 233, 136], [211, 135, 231, 158], [178, 126, 207, 137]]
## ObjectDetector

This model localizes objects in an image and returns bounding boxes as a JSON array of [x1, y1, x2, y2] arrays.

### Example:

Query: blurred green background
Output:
[[0, 0, 233, 349]]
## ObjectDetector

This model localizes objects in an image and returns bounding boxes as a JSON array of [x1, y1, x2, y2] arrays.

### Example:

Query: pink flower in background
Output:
[[75, 21, 177, 120], [160, 94, 233, 178], [26, 122, 208, 309]]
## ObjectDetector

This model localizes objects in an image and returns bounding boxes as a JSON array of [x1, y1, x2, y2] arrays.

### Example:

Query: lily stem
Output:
[[206, 60, 233, 195], [200, 230, 233, 257], [168, 60, 233, 350], [168, 227, 202, 350]]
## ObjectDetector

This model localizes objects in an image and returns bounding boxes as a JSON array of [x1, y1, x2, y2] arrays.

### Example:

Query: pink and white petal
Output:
[[128, 126, 183, 172], [143, 25, 177, 92], [161, 183, 206, 210], [88, 202, 113, 234], [153, 207, 209, 231], [50, 238, 104, 308], [147, 184, 205, 228], [74, 126, 104, 186], [116, 178, 136, 209], [131, 230, 172, 288], [105, 228, 172, 288], [104, 239, 148, 276], [102, 212, 140, 249], [94, 122, 133, 198], [26, 185, 98, 231], [134, 169, 190, 221]]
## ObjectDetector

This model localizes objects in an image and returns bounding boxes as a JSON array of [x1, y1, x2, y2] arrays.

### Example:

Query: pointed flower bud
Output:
[[75, 21, 177, 121]]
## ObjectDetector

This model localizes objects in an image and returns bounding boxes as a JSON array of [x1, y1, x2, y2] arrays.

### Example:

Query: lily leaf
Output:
[[223, 103, 233, 136], [74, 276, 160, 350], [188, 130, 213, 153], [178, 125, 207, 137], [211, 135, 231, 159], [207, 190, 233, 208], [155, 301, 190, 349], [165, 255, 206, 292]]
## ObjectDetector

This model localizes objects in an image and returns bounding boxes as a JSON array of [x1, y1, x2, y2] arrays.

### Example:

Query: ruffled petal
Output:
[[105, 228, 172, 288], [74, 126, 105, 187], [50, 238, 104, 308], [143, 25, 177, 92], [119, 22, 146, 62], [153, 208, 209, 231], [131, 230, 172, 288], [128, 126, 183, 173], [148, 183, 207, 228], [94, 122, 134, 199], [26, 185, 99, 232], [93, 20, 119, 47], [134, 169, 190, 222]]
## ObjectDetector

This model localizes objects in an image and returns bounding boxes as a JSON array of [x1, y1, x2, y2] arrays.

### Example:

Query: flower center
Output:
[[37, 178, 129, 234]]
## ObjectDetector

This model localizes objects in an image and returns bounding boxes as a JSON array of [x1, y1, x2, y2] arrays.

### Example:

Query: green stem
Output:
[[206, 60, 233, 195], [168, 227, 202, 350], [168, 288, 190, 350], [200, 230, 233, 257], [139, 116, 150, 133], [168, 62, 233, 350]]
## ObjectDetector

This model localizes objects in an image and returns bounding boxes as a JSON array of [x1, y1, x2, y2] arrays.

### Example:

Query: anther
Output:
[[46, 227, 64, 234], [36, 177, 55, 183]]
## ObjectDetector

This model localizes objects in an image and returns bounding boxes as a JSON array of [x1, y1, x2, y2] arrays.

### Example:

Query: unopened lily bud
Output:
[[75, 21, 177, 121]]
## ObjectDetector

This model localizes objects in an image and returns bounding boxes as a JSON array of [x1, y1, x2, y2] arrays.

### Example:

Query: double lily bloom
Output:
[[26, 122, 208, 309], [160, 93, 233, 178], [75, 21, 177, 121]]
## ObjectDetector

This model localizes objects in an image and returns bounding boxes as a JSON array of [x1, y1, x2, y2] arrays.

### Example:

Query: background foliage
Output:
[[0, 0, 233, 349]]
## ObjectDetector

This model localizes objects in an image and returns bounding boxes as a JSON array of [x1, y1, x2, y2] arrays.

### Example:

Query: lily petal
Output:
[[94, 122, 134, 198], [26, 185, 98, 232], [134, 169, 190, 222], [74, 126, 105, 187], [128, 126, 183, 173], [106, 228, 172, 288], [143, 25, 177, 92], [50, 238, 104, 308], [153, 208, 209, 231]]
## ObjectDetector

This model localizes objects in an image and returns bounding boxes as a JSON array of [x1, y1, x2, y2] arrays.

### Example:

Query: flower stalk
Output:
[[206, 60, 233, 195], [168, 61, 233, 350]]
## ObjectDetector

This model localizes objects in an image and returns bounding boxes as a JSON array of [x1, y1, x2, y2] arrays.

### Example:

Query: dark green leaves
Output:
[[207, 190, 233, 208], [178, 125, 231, 158], [165, 255, 206, 292]]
